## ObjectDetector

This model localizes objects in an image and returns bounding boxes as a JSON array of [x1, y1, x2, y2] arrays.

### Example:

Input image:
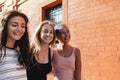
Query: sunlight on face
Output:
[[40, 24, 54, 44], [7, 16, 26, 42]]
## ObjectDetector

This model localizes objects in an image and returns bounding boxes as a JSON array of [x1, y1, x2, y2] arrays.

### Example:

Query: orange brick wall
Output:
[[1, 0, 120, 80], [66, 0, 120, 80]]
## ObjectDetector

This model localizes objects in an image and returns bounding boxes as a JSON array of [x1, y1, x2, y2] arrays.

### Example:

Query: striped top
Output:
[[0, 47, 27, 80]]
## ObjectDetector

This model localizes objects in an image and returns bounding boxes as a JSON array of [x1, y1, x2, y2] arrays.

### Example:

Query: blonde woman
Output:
[[27, 20, 56, 80]]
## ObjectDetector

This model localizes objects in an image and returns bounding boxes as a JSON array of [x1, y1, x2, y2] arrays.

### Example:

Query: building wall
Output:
[[1, 0, 120, 80], [18, 0, 57, 38], [67, 0, 120, 80]]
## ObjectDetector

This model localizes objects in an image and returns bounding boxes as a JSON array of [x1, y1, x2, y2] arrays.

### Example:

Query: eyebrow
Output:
[[11, 22, 26, 25], [11, 22, 18, 24], [44, 29, 53, 31]]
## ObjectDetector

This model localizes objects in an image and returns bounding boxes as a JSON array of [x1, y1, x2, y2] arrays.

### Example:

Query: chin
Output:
[[44, 41, 50, 44], [14, 37, 22, 40], [65, 40, 69, 43]]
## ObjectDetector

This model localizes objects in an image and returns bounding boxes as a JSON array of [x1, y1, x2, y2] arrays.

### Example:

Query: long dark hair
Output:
[[0, 10, 30, 67]]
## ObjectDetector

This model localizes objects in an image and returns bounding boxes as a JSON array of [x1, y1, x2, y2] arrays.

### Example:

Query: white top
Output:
[[0, 47, 27, 80]]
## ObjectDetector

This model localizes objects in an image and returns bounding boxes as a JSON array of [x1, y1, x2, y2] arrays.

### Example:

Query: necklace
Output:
[[35, 52, 48, 63]]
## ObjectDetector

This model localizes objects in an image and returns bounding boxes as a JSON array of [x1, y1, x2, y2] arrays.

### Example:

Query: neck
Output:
[[6, 39, 15, 48], [63, 43, 72, 51], [63, 43, 69, 48], [41, 43, 49, 51]]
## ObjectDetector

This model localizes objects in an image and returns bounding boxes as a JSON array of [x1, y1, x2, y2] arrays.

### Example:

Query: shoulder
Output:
[[74, 47, 81, 56], [74, 47, 81, 63], [50, 49, 53, 57], [50, 48, 57, 57]]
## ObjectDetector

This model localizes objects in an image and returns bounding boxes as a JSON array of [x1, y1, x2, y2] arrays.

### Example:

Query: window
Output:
[[46, 4, 63, 25]]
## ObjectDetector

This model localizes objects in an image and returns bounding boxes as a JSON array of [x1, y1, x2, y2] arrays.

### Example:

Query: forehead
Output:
[[8, 16, 25, 23], [59, 26, 68, 31], [42, 24, 53, 30]]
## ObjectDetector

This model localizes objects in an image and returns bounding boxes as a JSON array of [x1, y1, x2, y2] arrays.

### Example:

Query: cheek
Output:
[[40, 33, 44, 38], [7, 30, 12, 37], [7, 26, 14, 34], [50, 34, 54, 42], [52, 34, 54, 38], [68, 34, 70, 38], [22, 28, 26, 35]]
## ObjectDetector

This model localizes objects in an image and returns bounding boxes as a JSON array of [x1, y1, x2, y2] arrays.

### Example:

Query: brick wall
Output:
[[66, 0, 120, 80]]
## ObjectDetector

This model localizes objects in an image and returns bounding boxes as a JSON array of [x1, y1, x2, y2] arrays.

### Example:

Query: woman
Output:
[[27, 20, 56, 80], [53, 24, 81, 80], [0, 10, 30, 80]]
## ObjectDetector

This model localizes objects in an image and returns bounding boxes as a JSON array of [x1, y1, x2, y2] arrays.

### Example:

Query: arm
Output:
[[47, 49, 55, 80], [74, 48, 81, 80], [51, 49, 56, 74]]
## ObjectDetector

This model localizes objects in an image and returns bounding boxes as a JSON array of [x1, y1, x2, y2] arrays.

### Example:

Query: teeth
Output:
[[14, 32, 21, 34], [45, 37, 49, 39], [16, 33, 21, 35], [15, 34, 21, 35], [45, 38, 50, 40]]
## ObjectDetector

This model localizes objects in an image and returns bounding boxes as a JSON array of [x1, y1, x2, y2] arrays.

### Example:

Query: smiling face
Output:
[[40, 24, 54, 44], [57, 26, 70, 44], [7, 16, 26, 42]]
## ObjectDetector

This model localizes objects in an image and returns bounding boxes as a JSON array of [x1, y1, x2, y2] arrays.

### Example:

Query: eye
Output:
[[21, 25, 26, 28], [60, 31, 66, 34], [11, 24, 18, 27], [43, 30, 48, 33], [50, 31, 53, 34], [10, 22, 18, 27]]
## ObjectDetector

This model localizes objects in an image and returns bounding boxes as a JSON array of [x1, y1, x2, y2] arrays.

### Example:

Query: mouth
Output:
[[44, 36, 53, 41], [14, 32, 22, 35], [13, 32, 23, 37], [45, 37, 50, 40], [15, 33, 21, 35], [64, 37, 69, 41]]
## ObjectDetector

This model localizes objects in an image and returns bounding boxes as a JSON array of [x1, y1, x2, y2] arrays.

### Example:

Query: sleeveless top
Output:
[[0, 46, 27, 80], [27, 48, 52, 80], [52, 47, 76, 80]]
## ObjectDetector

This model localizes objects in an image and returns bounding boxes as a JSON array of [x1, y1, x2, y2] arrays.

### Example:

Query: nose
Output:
[[46, 32, 50, 36], [16, 25, 22, 31]]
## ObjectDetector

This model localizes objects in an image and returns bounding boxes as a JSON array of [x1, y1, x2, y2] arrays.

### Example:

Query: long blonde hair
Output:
[[30, 20, 56, 54]]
